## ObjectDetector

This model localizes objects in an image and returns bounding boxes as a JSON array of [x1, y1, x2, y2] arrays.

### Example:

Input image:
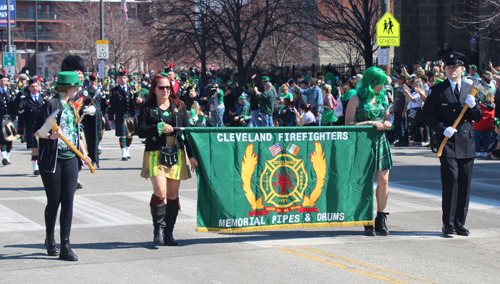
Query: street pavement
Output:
[[1, 131, 500, 283]]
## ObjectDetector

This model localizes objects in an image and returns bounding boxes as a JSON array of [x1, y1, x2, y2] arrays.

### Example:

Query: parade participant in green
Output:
[[137, 73, 198, 245], [345, 66, 393, 236], [229, 95, 251, 126], [34, 71, 92, 261], [319, 84, 338, 126]]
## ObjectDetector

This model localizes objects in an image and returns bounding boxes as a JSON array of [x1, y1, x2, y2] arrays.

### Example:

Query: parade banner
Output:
[[184, 126, 377, 233]]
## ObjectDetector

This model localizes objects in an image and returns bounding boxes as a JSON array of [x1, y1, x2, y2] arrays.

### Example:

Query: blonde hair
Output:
[[484, 91, 495, 104], [192, 101, 203, 116], [280, 83, 290, 93], [321, 84, 332, 94]]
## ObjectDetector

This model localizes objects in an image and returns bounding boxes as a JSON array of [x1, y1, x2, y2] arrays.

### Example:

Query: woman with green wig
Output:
[[345, 66, 393, 236]]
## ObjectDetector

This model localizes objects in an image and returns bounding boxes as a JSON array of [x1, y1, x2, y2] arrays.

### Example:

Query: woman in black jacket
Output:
[[137, 73, 198, 246], [34, 71, 92, 261]]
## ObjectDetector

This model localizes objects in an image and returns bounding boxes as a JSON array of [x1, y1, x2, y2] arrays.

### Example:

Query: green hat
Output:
[[53, 71, 83, 88], [433, 78, 444, 84], [262, 76, 270, 82], [317, 71, 324, 76], [238, 95, 246, 100], [469, 64, 477, 70]]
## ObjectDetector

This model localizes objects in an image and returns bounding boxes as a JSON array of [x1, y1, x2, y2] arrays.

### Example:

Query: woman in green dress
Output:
[[345, 66, 393, 236]]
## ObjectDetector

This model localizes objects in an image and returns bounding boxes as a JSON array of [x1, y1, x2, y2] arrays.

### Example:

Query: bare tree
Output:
[[451, 0, 500, 41], [315, 0, 380, 68], [144, 0, 217, 84], [53, 2, 148, 75]]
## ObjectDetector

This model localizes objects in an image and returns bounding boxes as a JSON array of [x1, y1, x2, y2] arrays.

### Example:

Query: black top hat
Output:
[[442, 52, 467, 67]]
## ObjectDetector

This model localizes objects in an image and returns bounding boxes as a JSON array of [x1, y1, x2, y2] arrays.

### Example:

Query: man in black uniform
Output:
[[108, 71, 144, 160], [18, 78, 48, 175], [422, 52, 482, 236], [0, 74, 16, 165]]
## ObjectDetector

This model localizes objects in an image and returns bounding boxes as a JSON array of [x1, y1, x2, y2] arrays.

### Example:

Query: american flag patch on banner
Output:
[[268, 143, 283, 156]]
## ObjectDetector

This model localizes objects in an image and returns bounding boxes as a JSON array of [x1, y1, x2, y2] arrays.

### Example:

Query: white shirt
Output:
[[302, 111, 316, 124], [30, 92, 39, 102], [120, 85, 127, 92], [407, 92, 423, 109], [449, 79, 462, 94]]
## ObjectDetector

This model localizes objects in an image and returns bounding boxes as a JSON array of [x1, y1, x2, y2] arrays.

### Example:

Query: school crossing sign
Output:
[[376, 12, 400, 47]]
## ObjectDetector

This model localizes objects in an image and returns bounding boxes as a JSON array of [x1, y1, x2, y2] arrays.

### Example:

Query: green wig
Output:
[[356, 66, 388, 119]]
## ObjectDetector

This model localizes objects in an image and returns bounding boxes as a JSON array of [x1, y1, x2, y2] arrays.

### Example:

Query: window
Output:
[[38, 24, 43, 33], [28, 6, 35, 20], [45, 4, 51, 14], [37, 4, 43, 14], [46, 24, 51, 33]]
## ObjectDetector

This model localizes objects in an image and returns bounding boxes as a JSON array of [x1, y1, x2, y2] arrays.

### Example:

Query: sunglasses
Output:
[[157, 86, 171, 90]]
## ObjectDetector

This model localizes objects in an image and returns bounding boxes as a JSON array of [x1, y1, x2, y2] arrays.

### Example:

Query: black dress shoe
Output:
[[59, 239, 78, 261], [76, 182, 83, 190], [127, 156, 131, 160], [122, 157, 128, 161], [34, 170, 40, 176], [364, 226, 375, 236], [2, 158, 8, 166], [455, 225, 470, 236], [442, 224, 456, 235], [45, 235, 59, 256]]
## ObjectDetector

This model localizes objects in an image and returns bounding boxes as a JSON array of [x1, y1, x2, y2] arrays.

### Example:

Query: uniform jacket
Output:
[[34, 97, 83, 173], [108, 85, 137, 121], [137, 99, 193, 158], [17, 92, 47, 134], [422, 79, 483, 159]]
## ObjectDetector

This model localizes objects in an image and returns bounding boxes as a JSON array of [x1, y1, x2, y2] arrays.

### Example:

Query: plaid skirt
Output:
[[375, 131, 393, 171], [140, 136, 191, 180]]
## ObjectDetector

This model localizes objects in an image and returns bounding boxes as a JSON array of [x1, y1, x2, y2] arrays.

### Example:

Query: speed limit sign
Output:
[[96, 40, 109, 60]]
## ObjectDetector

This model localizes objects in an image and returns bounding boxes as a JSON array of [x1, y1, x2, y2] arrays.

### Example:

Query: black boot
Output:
[[59, 239, 78, 261], [44, 233, 59, 256], [364, 226, 375, 236], [150, 204, 166, 244], [164, 202, 179, 246], [375, 212, 390, 235]]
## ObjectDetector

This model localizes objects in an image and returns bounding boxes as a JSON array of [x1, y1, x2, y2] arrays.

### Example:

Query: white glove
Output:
[[83, 105, 96, 116], [443, 127, 457, 138], [465, 94, 476, 108]]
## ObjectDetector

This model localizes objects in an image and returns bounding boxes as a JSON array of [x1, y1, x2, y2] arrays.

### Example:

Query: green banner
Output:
[[184, 126, 377, 233]]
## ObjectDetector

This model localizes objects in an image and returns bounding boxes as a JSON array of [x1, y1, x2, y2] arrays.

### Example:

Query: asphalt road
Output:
[[1, 131, 499, 283]]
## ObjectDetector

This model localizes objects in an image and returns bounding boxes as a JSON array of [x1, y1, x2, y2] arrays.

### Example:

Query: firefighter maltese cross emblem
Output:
[[241, 142, 326, 216]]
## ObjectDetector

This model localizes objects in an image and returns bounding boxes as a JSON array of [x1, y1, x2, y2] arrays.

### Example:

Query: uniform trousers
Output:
[[439, 157, 474, 226], [40, 157, 78, 240]]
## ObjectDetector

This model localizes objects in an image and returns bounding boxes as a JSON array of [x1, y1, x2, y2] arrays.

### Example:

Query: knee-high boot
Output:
[[164, 201, 179, 246], [150, 204, 166, 243]]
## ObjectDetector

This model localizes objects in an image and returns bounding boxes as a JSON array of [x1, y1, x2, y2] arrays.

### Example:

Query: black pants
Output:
[[439, 157, 474, 226], [40, 157, 78, 240]]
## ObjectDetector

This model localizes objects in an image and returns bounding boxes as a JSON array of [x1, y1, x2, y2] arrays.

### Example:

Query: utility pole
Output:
[[382, 0, 391, 75], [100, 0, 105, 85], [7, 0, 11, 52]]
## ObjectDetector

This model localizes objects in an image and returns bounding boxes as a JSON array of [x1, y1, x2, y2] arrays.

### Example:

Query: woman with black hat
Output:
[[137, 73, 198, 246], [34, 71, 92, 261]]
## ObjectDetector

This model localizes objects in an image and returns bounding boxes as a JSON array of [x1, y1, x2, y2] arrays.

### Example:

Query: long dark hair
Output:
[[147, 73, 182, 109]]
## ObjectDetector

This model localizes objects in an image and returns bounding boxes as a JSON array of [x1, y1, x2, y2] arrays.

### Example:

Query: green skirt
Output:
[[375, 131, 393, 171], [322, 109, 338, 125]]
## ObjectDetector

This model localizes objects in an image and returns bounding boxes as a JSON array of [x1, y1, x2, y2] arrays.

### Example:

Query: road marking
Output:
[[31, 196, 150, 227], [297, 246, 437, 284], [119, 192, 198, 217], [389, 182, 500, 210], [0, 203, 44, 232], [277, 247, 409, 283]]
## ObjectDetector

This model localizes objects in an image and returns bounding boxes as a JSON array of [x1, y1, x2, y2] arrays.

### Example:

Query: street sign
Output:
[[96, 40, 109, 60], [376, 12, 400, 47], [378, 49, 388, 65], [98, 60, 105, 79], [0, 1, 16, 28], [3, 52, 15, 76]]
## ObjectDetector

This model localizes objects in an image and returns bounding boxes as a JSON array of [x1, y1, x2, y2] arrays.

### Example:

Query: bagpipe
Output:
[[2, 115, 18, 141]]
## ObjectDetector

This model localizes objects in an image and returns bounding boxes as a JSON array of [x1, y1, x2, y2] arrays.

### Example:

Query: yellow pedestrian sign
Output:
[[376, 12, 400, 47]]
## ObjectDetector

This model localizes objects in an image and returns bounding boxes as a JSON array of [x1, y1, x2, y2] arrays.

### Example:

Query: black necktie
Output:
[[454, 84, 460, 100]]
